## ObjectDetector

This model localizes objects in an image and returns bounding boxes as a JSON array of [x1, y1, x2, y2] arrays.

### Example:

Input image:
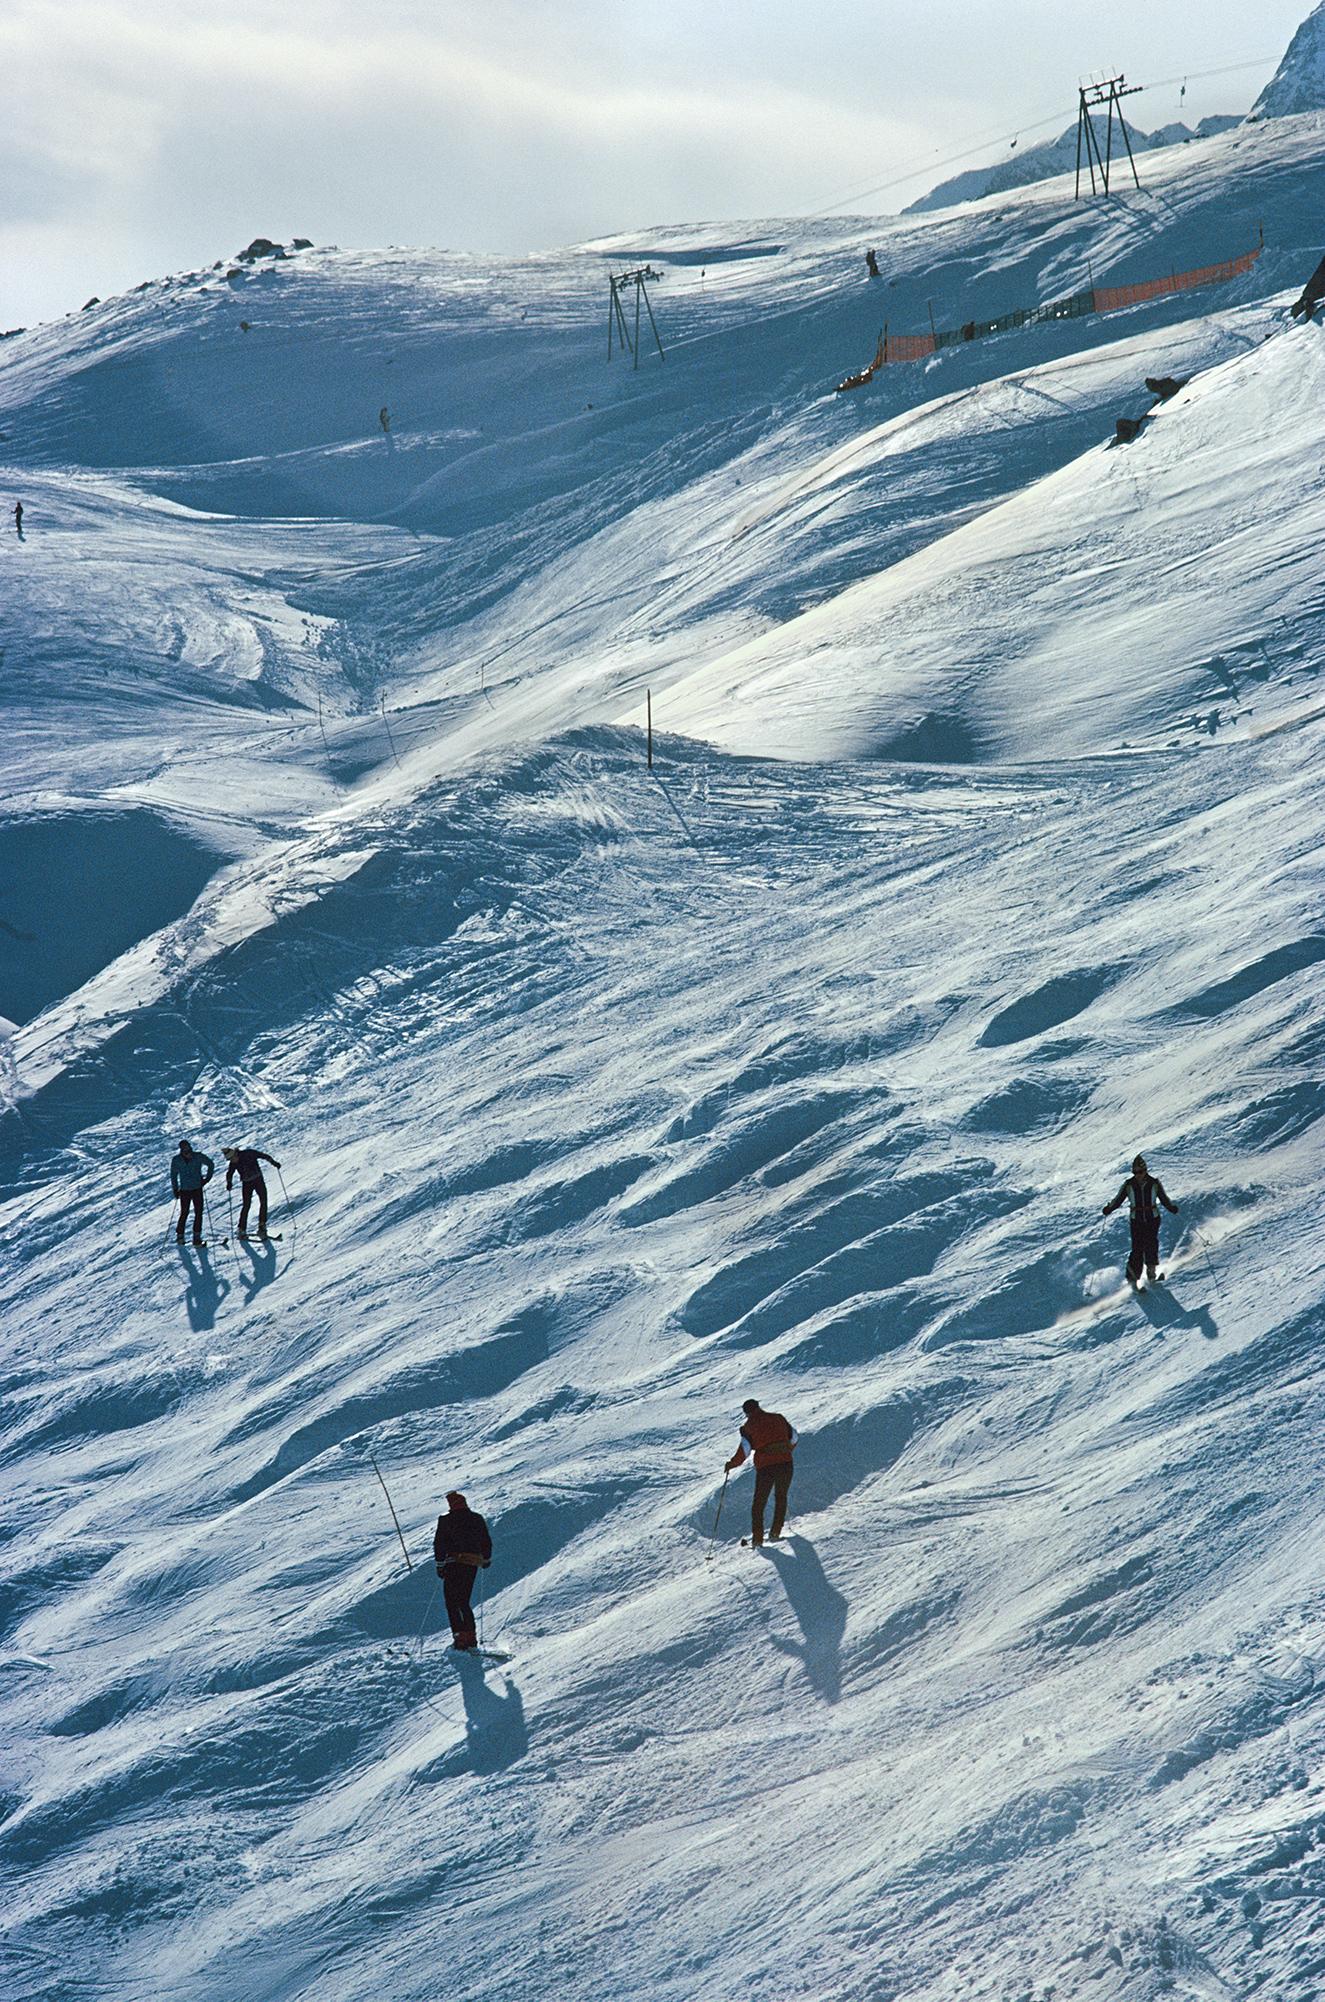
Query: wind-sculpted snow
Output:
[[2, 111, 1325, 2002]]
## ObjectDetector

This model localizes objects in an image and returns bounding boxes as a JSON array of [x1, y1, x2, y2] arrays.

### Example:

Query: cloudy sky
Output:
[[1, 0, 1310, 327]]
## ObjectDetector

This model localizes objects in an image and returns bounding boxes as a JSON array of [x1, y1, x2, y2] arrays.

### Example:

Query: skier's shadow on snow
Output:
[[454, 1655, 527, 1773], [177, 1245, 229, 1331], [1136, 1285, 1218, 1341], [765, 1535, 848, 1705], [235, 1235, 279, 1302]]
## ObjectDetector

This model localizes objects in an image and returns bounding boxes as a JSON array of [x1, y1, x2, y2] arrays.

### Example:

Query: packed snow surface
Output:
[[2, 106, 1325, 2002]]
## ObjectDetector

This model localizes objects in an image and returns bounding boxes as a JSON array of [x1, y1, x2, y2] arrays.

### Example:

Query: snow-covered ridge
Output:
[[1250, 0, 1325, 119], [2, 101, 1325, 2002]]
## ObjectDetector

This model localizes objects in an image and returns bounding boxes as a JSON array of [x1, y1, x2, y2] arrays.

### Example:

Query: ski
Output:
[[172, 1240, 211, 1249], [221, 1234, 283, 1246], [740, 1537, 784, 1548]]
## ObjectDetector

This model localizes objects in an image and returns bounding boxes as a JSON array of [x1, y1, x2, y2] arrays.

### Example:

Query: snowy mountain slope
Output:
[[7, 108, 1320, 1043], [2, 721, 1323, 2002], [666, 314, 1325, 761], [2, 103, 1325, 2002], [1249, 1, 1325, 120], [906, 114, 1239, 215]]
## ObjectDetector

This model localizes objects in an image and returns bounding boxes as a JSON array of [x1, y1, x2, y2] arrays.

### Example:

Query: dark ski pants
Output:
[[176, 1190, 204, 1241], [442, 1561, 478, 1644], [237, 1176, 269, 1234], [752, 1462, 793, 1544], [1127, 1216, 1161, 1283]]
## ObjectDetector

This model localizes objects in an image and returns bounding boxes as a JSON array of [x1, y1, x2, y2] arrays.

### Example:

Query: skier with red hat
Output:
[[433, 1491, 492, 1650]]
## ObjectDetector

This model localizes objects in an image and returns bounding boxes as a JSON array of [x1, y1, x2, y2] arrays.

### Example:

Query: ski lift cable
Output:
[[804, 53, 1273, 219]]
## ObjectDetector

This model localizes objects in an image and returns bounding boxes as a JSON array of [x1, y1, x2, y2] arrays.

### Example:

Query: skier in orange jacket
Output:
[[725, 1399, 797, 1546]]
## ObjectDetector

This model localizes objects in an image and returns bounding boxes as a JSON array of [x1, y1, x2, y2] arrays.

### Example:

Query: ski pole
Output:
[[226, 1179, 236, 1247], [413, 1576, 441, 1653], [476, 1564, 486, 1650], [1192, 1226, 1222, 1298], [276, 1163, 297, 1240], [165, 1199, 177, 1245], [369, 1452, 414, 1573], [706, 1469, 730, 1563]]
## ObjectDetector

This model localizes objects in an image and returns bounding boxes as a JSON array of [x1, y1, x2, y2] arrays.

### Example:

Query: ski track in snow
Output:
[[2, 108, 1325, 2002]]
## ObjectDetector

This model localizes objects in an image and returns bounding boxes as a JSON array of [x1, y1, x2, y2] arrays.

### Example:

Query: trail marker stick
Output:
[[370, 1453, 414, 1573]]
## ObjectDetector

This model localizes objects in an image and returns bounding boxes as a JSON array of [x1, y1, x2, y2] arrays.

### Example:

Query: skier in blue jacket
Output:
[[170, 1140, 214, 1243]]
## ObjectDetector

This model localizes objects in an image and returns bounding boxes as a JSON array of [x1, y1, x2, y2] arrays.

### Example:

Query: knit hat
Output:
[[445, 1489, 467, 1509]]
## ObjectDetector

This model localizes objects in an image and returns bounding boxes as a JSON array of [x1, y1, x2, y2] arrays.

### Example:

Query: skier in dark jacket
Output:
[[170, 1139, 214, 1243], [1102, 1154, 1179, 1287], [725, 1398, 797, 1546], [433, 1491, 492, 1650], [223, 1144, 280, 1237]]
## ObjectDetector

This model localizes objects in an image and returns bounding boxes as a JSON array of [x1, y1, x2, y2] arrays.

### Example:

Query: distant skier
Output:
[[1102, 1154, 1179, 1288], [170, 1139, 214, 1243], [379, 405, 391, 434], [222, 1144, 281, 1238], [865, 249, 880, 279], [725, 1398, 797, 1546], [433, 1491, 492, 1650], [12, 501, 22, 535]]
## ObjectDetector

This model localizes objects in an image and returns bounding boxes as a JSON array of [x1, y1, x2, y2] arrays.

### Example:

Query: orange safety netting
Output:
[[883, 331, 937, 363], [1093, 244, 1261, 314]]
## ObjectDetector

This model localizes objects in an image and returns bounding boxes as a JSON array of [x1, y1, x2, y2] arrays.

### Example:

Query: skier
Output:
[[222, 1143, 281, 1238], [1102, 1154, 1179, 1287], [433, 1491, 492, 1650], [379, 405, 390, 434], [170, 1139, 214, 1243], [865, 249, 880, 279], [13, 501, 22, 535], [725, 1398, 797, 1547]]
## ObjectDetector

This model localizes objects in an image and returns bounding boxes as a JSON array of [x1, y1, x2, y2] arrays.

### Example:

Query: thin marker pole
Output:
[[370, 1452, 414, 1573], [380, 695, 400, 768], [647, 688, 653, 769]]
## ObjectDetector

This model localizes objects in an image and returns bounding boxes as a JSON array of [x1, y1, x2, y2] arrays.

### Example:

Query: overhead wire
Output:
[[804, 53, 1275, 219]]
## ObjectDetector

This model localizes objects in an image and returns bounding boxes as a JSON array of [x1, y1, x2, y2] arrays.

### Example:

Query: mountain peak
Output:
[[1248, 0, 1325, 119]]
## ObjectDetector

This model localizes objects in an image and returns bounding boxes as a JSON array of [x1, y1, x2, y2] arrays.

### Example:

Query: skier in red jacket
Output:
[[725, 1399, 797, 1546]]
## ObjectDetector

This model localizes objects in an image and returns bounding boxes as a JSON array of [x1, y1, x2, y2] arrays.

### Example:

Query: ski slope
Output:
[[2, 103, 1325, 2002]]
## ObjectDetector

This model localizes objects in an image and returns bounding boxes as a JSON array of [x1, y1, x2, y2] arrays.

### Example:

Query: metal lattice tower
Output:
[[1075, 75, 1142, 199]]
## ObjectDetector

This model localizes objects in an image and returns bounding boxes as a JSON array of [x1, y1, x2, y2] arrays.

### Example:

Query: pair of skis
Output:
[[170, 1234, 283, 1249]]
